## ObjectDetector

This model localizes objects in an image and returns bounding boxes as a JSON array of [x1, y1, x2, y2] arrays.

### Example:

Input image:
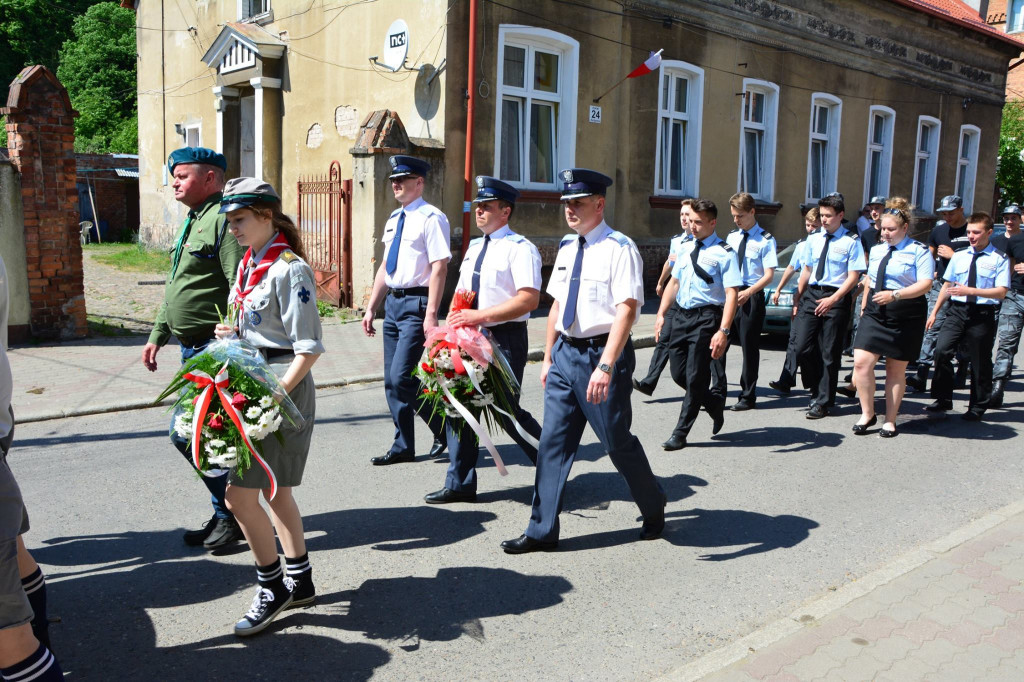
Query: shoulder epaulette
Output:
[[730, 228, 741, 234], [911, 240, 927, 249], [418, 203, 441, 217], [762, 231, 774, 240], [469, 236, 483, 246], [719, 243, 734, 253], [280, 250, 298, 264], [389, 208, 402, 218], [559, 234, 576, 247], [607, 230, 631, 247], [507, 233, 526, 243]]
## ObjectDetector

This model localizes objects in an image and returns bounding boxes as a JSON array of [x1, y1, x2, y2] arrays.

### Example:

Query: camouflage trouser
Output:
[[993, 290, 1024, 381]]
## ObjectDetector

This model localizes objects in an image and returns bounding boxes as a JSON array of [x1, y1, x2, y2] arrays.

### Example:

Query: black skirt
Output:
[[853, 290, 927, 361]]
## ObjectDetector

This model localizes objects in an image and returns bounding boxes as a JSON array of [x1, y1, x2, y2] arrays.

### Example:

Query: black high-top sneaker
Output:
[[285, 569, 316, 608], [234, 583, 293, 636]]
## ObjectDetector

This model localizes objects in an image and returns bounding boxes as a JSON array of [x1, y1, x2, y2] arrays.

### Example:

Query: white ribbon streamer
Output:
[[438, 382, 508, 476]]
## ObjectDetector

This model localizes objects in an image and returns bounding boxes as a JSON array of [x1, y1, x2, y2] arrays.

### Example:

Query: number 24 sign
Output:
[[589, 106, 602, 124]]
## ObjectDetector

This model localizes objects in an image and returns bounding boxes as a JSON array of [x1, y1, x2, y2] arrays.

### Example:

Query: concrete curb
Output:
[[655, 497, 1024, 681], [16, 334, 658, 424]]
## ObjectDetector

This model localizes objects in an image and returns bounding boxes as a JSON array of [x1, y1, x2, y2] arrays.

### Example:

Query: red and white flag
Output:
[[627, 49, 663, 79]]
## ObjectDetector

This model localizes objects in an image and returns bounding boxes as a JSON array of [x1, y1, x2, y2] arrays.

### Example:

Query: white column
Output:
[[249, 77, 281, 182], [212, 86, 239, 154]]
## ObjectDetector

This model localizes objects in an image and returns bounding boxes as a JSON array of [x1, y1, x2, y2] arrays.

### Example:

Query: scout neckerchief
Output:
[[232, 232, 290, 314]]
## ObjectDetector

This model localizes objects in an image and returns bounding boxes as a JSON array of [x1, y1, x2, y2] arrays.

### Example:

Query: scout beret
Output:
[[167, 147, 227, 173]]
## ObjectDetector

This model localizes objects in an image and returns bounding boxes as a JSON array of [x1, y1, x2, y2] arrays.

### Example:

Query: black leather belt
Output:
[[261, 347, 294, 360], [390, 287, 429, 298], [951, 301, 997, 310], [809, 285, 839, 293], [488, 321, 527, 333], [560, 333, 609, 348], [176, 333, 214, 348]]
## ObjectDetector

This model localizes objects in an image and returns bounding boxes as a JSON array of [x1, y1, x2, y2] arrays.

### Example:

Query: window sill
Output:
[[517, 190, 563, 204], [754, 201, 783, 215], [241, 10, 274, 26], [648, 195, 693, 209]]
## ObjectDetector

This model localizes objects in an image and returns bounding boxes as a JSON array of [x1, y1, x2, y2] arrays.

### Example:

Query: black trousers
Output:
[[931, 303, 999, 410], [712, 292, 766, 405], [668, 305, 724, 438], [776, 313, 815, 390], [636, 302, 680, 392], [792, 287, 852, 407]]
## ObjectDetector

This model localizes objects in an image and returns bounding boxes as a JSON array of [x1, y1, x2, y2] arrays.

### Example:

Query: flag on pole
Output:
[[627, 49, 663, 79]]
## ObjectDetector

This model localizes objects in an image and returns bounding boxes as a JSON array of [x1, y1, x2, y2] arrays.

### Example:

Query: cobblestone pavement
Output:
[[666, 500, 1024, 682], [81, 247, 166, 335]]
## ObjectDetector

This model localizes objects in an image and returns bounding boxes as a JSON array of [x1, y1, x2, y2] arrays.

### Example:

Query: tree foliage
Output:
[[0, 0, 94, 88], [998, 101, 1024, 208], [57, 2, 137, 153]]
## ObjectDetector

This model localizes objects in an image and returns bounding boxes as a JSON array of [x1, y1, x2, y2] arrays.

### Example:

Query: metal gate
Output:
[[296, 160, 352, 307]]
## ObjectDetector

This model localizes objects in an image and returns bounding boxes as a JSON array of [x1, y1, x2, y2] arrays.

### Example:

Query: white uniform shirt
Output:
[[382, 196, 452, 288], [456, 225, 542, 326], [547, 221, 644, 337], [231, 242, 326, 355]]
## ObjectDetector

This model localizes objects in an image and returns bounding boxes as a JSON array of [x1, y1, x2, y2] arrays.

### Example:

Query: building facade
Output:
[[135, 0, 1021, 305]]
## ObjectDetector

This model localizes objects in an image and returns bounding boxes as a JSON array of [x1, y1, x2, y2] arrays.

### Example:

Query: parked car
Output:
[[763, 241, 801, 335]]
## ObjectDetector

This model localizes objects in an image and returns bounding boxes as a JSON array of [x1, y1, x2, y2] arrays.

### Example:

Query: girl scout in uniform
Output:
[[851, 198, 933, 438], [213, 178, 325, 636]]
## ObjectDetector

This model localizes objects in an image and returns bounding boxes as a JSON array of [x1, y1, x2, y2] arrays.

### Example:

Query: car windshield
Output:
[[776, 241, 799, 268]]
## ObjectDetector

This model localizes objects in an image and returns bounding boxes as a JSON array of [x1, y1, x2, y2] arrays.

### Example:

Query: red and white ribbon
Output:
[[183, 363, 279, 500]]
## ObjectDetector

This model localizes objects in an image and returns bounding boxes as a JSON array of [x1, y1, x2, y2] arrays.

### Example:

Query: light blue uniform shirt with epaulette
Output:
[[943, 242, 1011, 306], [866, 236, 934, 290], [667, 232, 692, 264], [726, 223, 778, 286], [672, 233, 742, 309], [804, 225, 866, 287]]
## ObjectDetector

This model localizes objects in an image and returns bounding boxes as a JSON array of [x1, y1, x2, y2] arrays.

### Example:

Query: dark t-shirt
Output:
[[927, 220, 970, 280], [993, 232, 1024, 292], [860, 222, 879, 255]]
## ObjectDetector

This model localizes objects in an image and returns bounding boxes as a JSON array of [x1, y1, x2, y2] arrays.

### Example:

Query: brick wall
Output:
[[76, 153, 139, 241], [2, 66, 87, 339]]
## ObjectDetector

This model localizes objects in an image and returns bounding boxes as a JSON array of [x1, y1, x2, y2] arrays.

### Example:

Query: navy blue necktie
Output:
[[385, 210, 405, 276], [562, 237, 585, 330], [470, 235, 491, 308], [814, 232, 834, 282], [966, 252, 982, 304], [737, 230, 750, 280], [691, 240, 713, 284], [876, 245, 896, 291]]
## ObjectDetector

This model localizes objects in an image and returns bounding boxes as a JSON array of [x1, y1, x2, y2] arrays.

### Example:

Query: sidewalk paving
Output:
[[663, 499, 1024, 682], [9, 306, 658, 423]]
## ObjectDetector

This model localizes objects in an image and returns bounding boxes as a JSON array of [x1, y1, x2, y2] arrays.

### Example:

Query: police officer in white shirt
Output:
[[501, 169, 665, 554], [792, 194, 866, 418], [362, 155, 451, 465], [424, 176, 543, 504], [712, 192, 777, 411], [659, 199, 741, 451], [925, 212, 1010, 421]]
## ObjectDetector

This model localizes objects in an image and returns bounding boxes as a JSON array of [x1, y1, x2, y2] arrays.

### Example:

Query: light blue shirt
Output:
[[943, 242, 1010, 306], [804, 225, 866, 287], [725, 223, 778, 286], [866, 237, 934, 291], [672, 233, 742, 309], [667, 232, 692, 264]]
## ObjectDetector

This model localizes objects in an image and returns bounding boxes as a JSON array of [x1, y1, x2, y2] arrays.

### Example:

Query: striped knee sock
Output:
[[21, 568, 48, 649], [1, 642, 62, 682]]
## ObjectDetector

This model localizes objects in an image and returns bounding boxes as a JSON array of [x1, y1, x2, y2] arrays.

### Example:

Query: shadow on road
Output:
[[704, 426, 843, 452], [475, 471, 708, 512], [560, 507, 818, 559]]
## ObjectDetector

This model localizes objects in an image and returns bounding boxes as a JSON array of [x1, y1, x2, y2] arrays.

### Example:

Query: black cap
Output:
[[1002, 204, 1022, 217], [558, 168, 613, 200], [388, 155, 431, 179], [937, 195, 963, 212], [868, 196, 887, 206], [472, 176, 520, 204]]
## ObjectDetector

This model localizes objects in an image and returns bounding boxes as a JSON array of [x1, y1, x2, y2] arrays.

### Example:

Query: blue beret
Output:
[[472, 176, 520, 204], [389, 155, 431, 179], [559, 168, 613, 200], [167, 147, 227, 173]]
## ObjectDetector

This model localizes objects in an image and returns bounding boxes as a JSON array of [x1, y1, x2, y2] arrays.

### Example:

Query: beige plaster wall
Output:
[[0, 162, 29, 328]]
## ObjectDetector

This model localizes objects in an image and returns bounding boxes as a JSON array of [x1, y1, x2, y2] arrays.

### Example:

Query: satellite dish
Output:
[[381, 19, 409, 71]]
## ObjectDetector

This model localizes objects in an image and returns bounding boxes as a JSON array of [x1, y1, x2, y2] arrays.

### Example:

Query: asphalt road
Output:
[[9, 339, 1024, 681]]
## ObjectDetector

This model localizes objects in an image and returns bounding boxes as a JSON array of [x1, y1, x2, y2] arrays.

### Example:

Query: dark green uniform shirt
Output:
[[148, 192, 245, 346]]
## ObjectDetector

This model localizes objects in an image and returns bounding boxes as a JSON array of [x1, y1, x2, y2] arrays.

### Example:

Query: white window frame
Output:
[[737, 78, 780, 202], [238, 0, 273, 24], [955, 125, 981, 213], [804, 93, 842, 202], [862, 105, 895, 206], [653, 60, 704, 197], [1010, 0, 1024, 33], [912, 115, 942, 213], [184, 123, 202, 148], [493, 25, 579, 190]]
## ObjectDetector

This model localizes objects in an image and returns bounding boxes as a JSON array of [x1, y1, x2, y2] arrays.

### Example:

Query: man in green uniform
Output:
[[140, 147, 246, 550]]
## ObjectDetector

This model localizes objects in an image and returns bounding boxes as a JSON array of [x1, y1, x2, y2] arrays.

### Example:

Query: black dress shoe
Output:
[[500, 535, 558, 554], [370, 451, 415, 466], [836, 385, 857, 399], [924, 399, 953, 413], [183, 514, 219, 546], [427, 437, 447, 459], [851, 415, 877, 434], [424, 487, 477, 504], [661, 435, 686, 451], [768, 380, 792, 395], [879, 426, 898, 438], [730, 402, 754, 412], [632, 378, 654, 396], [806, 404, 829, 419], [962, 409, 985, 422], [639, 513, 665, 541], [990, 380, 1005, 408], [711, 409, 725, 435], [203, 517, 244, 549]]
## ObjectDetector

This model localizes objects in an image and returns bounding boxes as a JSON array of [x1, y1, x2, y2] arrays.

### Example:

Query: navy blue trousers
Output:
[[383, 293, 443, 458], [525, 337, 664, 542], [444, 322, 542, 492]]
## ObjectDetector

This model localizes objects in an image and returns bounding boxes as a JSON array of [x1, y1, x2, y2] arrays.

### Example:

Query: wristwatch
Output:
[[597, 362, 612, 374], [718, 327, 730, 336], [892, 290, 902, 301]]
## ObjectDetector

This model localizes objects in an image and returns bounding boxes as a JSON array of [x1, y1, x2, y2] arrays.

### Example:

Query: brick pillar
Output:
[[2, 65, 86, 340]]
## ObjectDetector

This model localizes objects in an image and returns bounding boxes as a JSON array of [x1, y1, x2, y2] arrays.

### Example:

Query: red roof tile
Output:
[[891, 0, 1024, 48]]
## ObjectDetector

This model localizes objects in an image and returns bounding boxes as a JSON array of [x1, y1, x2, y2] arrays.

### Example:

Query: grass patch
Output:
[[87, 243, 170, 274], [87, 315, 137, 337]]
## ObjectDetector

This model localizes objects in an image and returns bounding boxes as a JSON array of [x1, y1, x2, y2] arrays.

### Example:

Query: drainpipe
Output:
[[461, 0, 478, 258]]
